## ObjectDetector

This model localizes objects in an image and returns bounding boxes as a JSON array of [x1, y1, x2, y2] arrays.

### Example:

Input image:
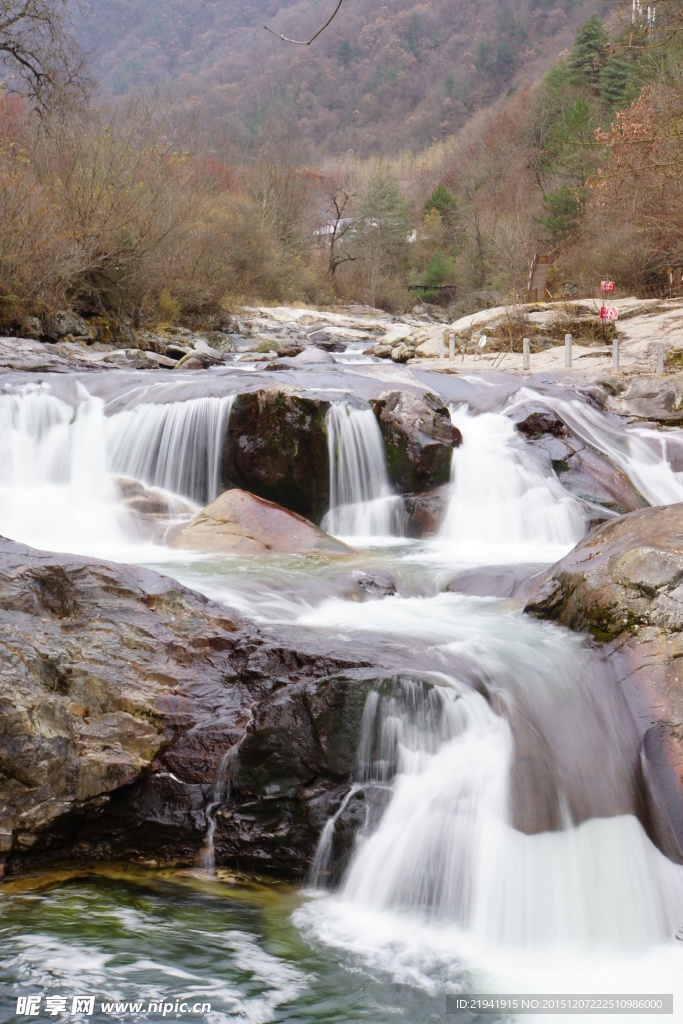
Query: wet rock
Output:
[[224, 388, 331, 522], [0, 537, 371, 876], [512, 403, 566, 438], [116, 477, 194, 518], [524, 504, 683, 862], [554, 443, 648, 515], [404, 486, 449, 538], [448, 564, 547, 600], [514, 408, 648, 515], [170, 489, 351, 556], [218, 672, 386, 877], [372, 391, 462, 494]]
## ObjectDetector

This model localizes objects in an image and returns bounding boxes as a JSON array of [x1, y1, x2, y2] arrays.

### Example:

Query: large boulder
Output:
[[0, 537, 373, 877], [170, 489, 351, 555], [524, 504, 683, 862], [371, 391, 462, 493], [223, 388, 330, 521], [44, 311, 90, 341]]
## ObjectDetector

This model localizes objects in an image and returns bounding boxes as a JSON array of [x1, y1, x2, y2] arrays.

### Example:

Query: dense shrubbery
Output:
[[1, 1, 681, 330]]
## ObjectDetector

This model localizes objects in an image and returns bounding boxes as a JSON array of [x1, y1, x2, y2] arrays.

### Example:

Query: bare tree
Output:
[[325, 186, 357, 280], [0, 0, 88, 110]]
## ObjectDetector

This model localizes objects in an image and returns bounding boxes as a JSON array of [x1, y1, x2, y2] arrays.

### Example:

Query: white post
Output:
[[440, 331, 446, 359], [612, 337, 619, 372], [523, 337, 530, 371], [658, 343, 665, 375], [449, 332, 455, 360], [565, 333, 572, 368]]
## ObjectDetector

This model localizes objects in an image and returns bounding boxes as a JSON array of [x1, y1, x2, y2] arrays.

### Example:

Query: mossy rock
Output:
[[223, 388, 331, 521]]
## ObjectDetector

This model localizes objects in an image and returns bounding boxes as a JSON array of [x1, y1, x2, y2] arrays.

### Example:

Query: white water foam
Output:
[[441, 406, 585, 563]]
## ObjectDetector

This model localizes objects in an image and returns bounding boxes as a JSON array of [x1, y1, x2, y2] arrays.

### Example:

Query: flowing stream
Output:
[[1, 367, 683, 1023]]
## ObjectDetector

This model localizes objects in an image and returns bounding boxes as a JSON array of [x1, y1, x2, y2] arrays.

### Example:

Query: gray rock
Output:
[[45, 311, 90, 340], [372, 391, 462, 494], [21, 316, 42, 339]]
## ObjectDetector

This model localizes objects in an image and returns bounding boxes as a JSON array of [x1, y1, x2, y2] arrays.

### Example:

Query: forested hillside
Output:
[[73, 0, 596, 156]]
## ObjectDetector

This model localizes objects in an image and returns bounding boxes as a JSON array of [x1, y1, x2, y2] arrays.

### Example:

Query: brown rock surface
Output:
[[0, 536, 371, 877], [525, 504, 683, 861], [170, 489, 351, 555]]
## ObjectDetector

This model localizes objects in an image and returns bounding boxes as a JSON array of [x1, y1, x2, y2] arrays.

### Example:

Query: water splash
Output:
[[321, 403, 403, 539]]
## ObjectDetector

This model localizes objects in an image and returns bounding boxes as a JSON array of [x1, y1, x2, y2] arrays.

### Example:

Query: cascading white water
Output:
[[0, 385, 235, 558], [512, 388, 683, 507], [338, 677, 683, 951], [107, 394, 234, 505], [441, 406, 585, 562], [321, 403, 403, 539], [0, 385, 132, 556]]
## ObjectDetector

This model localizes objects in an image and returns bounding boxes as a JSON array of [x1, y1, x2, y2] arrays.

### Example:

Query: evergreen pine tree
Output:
[[600, 53, 635, 109], [569, 15, 609, 87]]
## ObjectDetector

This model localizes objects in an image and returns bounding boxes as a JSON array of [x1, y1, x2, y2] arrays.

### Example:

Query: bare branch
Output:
[[264, 0, 343, 46]]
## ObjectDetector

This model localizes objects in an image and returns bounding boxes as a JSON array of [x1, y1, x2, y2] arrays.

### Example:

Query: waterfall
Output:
[[107, 395, 235, 506], [0, 386, 131, 555], [321, 403, 403, 538], [0, 385, 234, 557], [521, 390, 683, 508], [441, 406, 585, 562], [311, 667, 683, 952]]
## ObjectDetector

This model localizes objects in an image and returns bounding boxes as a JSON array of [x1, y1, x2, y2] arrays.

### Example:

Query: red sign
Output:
[[600, 306, 619, 321], [601, 281, 615, 292]]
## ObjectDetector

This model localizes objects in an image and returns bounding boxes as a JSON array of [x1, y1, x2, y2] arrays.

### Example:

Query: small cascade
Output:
[[0, 386, 131, 555], [199, 748, 237, 875], [319, 673, 683, 951], [441, 406, 585, 561], [530, 391, 683, 507], [321, 403, 403, 538], [107, 395, 235, 506]]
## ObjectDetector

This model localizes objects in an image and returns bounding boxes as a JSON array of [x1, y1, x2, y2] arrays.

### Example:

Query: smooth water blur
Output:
[[3, 369, 683, 1022], [441, 406, 586, 563], [321, 402, 403, 539]]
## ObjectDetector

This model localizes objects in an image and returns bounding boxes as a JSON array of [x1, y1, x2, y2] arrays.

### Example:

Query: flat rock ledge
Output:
[[524, 504, 683, 863]]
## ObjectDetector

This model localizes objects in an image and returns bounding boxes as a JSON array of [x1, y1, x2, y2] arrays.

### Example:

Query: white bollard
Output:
[[658, 343, 665, 375], [565, 333, 572, 368], [449, 332, 455, 360], [440, 331, 446, 359], [613, 337, 619, 372], [523, 337, 530, 371]]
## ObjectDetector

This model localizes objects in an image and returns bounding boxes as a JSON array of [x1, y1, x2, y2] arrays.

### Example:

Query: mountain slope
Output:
[[74, 0, 597, 157]]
